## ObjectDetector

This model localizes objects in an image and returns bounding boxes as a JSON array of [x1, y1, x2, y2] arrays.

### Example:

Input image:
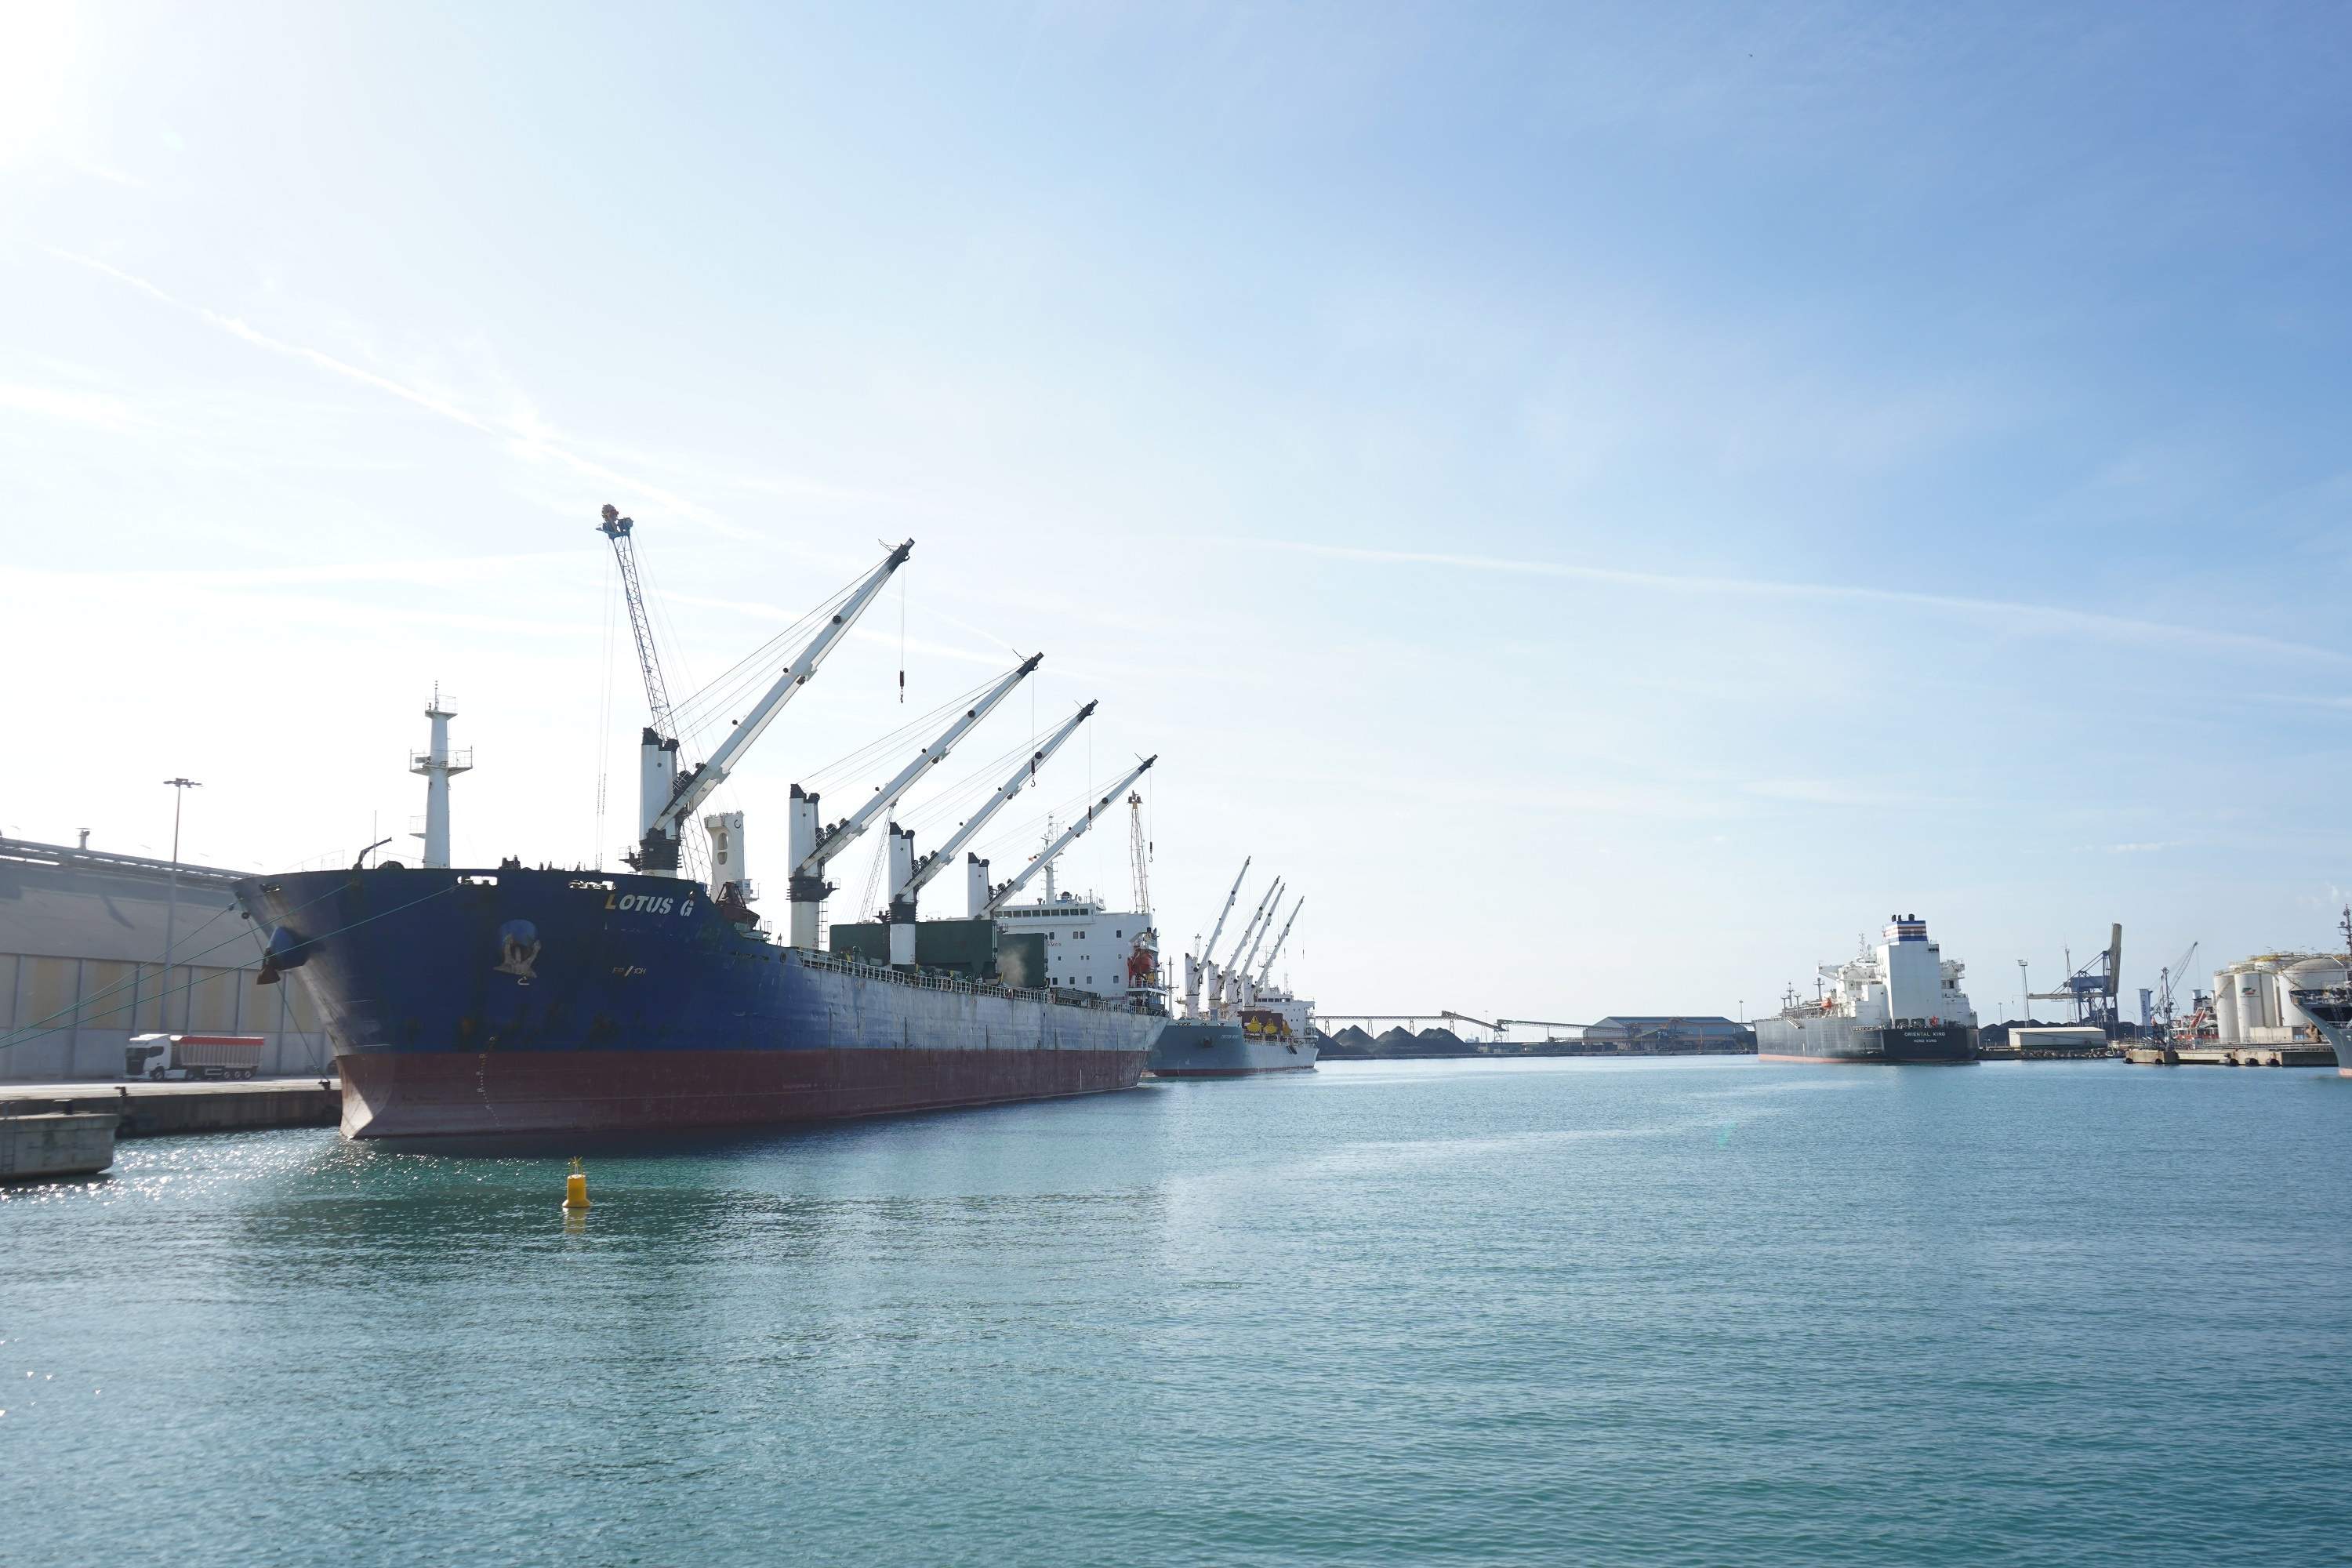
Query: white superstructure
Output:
[[992, 888, 1158, 1001], [1808, 916, 1978, 1028]]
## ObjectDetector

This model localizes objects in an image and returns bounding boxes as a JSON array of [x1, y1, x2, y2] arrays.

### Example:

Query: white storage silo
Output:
[[2238, 964, 2274, 1033], [2213, 967, 2241, 1041], [2277, 956, 2349, 1034]]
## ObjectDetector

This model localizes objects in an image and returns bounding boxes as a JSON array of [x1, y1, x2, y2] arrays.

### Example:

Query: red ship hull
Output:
[[339, 1046, 1146, 1138]]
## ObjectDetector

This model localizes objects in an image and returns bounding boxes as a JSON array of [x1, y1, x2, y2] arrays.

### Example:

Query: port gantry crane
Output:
[[978, 755, 1159, 919], [1185, 858, 1250, 1017], [880, 699, 1098, 961], [784, 652, 1041, 951], [2152, 940, 2200, 1044], [2029, 923, 2125, 1031]]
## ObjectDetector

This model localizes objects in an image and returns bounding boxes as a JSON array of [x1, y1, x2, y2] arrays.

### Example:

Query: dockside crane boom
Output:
[[1222, 880, 1281, 970], [1200, 860, 1250, 961], [1254, 898, 1303, 988], [1212, 877, 1282, 1010], [980, 756, 1157, 916], [634, 536, 914, 876], [1232, 878, 1284, 979], [1186, 858, 1249, 1017], [896, 701, 1096, 905], [597, 505, 677, 741], [600, 505, 699, 877], [786, 652, 1038, 947]]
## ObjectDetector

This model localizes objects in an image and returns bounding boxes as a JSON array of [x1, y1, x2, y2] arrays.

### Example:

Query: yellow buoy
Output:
[[563, 1156, 590, 1211]]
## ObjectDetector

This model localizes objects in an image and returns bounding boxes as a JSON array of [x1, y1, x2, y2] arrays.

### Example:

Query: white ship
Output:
[[1755, 915, 1979, 1064]]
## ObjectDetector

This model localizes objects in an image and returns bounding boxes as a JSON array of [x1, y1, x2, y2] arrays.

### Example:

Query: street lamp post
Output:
[[161, 778, 201, 1033]]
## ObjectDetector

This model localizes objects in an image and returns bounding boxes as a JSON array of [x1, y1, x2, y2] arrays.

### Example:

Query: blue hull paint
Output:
[[236, 866, 1163, 1136]]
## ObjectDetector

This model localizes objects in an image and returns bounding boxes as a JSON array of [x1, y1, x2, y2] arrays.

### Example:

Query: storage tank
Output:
[[2277, 956, 2349, 1033], [2236, 964, 2274, 1033], [2212, 968, 2241, 1041]]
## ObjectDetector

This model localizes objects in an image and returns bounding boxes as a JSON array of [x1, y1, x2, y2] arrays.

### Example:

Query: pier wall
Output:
[[0, 838, 333, 1083]]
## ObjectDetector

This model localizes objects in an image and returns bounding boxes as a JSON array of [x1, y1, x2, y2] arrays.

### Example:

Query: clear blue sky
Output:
[[4, 2, 2348, 1023]]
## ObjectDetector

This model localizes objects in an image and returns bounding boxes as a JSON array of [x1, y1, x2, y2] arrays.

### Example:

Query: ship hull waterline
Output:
[[1754, 1021, 1979, 1065], [339, 1045, 1145, 1138], [237, 866, 1162, 1141], [1147, 1018, 1318, 1078]]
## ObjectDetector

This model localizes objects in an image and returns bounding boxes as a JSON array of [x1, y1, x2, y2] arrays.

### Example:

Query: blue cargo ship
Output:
[[238, 514, 1173, 1138], [241, 865, 1163, 1138]]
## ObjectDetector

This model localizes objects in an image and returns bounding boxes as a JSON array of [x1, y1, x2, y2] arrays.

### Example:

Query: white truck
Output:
[[123, 1033, 266, 1081]]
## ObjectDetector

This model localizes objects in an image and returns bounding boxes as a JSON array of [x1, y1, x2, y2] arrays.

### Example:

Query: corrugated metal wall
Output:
[[0, 840, 334, 1083]]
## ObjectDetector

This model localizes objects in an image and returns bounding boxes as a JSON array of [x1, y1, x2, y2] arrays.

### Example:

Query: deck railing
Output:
[[792, 946, 1157, 1015]]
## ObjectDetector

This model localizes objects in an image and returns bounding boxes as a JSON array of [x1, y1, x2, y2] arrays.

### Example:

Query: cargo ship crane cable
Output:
[[898, 701, 1095, 902], [799, 675, 1011, 795], [889, 721, 1074, 837], [981, 755, 1157, 917], [782, 649, 1035, 947]]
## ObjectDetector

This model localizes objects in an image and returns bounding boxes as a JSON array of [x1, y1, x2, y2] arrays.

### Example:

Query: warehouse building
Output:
[[0, 837, 330, 1083]]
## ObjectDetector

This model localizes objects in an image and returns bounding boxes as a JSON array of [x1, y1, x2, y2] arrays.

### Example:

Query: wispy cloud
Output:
[[47, 249, 753, 539], [0, 379, 133, 430], [1222, 538, 2352, 667]]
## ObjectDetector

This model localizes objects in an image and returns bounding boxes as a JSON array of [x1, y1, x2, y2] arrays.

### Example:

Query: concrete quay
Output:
[[0, 1076, 340, 1138], [0, 1112, 119, 1179], [2123, 1044, 2339, 1068]]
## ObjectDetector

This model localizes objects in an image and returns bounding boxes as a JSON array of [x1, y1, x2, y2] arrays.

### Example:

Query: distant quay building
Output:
[[1579, 1016, 1755, 1054], [0, 837, 330, 1083]]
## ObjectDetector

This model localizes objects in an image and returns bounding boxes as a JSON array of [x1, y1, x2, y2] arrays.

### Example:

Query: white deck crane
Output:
[[1254, 897, 1303, 991], [786, 652, 1041, 950], [1185, 858, 1250, 1018], [882, 699, 1097, 952], [636, 535, 913, 880], [979, 756, 1157, 918], [1223, 878, 1285, 1011], [1211, 877, 1282, 1014]]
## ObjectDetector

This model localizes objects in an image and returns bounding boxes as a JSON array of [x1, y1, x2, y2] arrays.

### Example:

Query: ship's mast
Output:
[[1127, 791, 1150, 919]]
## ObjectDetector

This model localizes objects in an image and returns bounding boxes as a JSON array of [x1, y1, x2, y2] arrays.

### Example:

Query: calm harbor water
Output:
[[5, 1057, 2349, 1566]]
